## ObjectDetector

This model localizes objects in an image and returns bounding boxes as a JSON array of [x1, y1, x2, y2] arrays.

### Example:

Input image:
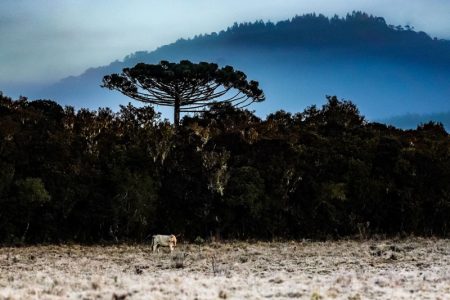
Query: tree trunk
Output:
[[174, 95, 181, 127]]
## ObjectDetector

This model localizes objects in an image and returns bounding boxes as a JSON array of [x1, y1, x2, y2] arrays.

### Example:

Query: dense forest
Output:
[[136, 11, 450, 66], [1, 91, 449, 244]]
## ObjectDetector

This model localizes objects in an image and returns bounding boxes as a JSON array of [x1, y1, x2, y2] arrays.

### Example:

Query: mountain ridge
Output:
[[11, 12, 450, 128], [120, 12, 450, 67]]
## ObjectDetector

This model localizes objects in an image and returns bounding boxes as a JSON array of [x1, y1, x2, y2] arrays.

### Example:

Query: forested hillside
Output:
[[1, 92, 449, 244], [16, 12, 450, 128]]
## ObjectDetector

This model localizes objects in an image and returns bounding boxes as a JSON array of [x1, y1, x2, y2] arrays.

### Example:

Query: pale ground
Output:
[[0, 238, 449, 299]]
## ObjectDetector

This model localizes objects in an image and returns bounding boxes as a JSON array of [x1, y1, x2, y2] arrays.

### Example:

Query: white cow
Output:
[[151, 234, 177, 252]]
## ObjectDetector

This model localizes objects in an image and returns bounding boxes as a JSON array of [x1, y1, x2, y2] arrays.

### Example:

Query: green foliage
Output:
[[15, 178, 51, 204], [0, 93, 449, 243], [102, 60, 264, 125], [225, 166, 265, 210]]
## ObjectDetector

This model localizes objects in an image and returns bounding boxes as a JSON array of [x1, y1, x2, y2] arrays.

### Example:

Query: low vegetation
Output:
[[1, 239, 449, 299]]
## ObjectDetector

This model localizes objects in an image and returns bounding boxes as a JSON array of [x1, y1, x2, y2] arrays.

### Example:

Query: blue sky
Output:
[[1, 0, 449, 86]]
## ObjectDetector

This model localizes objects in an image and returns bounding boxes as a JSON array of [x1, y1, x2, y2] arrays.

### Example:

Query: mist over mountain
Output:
[[380, 111, 450, 129], [10, 12, 450, 127]]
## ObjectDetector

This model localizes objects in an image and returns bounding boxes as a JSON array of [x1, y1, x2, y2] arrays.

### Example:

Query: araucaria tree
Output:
[[102, 60, 265, 126]]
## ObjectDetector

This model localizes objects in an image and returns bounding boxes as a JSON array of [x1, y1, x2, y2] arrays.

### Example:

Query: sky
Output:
[[1, 0, 450, 86]]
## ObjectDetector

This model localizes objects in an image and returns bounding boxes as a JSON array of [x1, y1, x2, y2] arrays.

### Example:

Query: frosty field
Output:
[[1, 238, 449, 299]]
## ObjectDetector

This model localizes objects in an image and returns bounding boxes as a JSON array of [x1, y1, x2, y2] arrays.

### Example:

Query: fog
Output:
[[1, 0, 449, 84]]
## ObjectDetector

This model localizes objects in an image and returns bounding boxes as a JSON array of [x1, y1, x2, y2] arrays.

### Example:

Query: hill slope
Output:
[[18, 12, 450, 126]]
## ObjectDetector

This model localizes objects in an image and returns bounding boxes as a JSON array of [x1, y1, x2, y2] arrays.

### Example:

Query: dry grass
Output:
[[1, 238, 449, 299]]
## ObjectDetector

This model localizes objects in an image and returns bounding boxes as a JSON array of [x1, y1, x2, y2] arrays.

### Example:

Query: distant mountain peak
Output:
[[119, 12, 449, 68], [14, 12, 450, 127]]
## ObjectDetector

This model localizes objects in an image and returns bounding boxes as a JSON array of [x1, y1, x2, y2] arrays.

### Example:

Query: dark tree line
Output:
[[122, 11, 450, 72], [175, 11, 450, 68], [0, 92, 449, 244]]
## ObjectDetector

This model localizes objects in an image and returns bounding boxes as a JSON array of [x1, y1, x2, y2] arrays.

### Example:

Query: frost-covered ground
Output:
[[1, 238, 449, 299]]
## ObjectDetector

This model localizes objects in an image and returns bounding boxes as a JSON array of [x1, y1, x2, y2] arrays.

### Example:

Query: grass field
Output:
[[1, 238, 449, 299]]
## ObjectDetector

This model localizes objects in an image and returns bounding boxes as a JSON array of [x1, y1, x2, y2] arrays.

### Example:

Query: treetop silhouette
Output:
[[102, 60, 265, 126]]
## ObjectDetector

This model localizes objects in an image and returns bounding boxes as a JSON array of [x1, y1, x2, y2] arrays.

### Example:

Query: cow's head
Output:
[[170, 234, 177, 246]]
